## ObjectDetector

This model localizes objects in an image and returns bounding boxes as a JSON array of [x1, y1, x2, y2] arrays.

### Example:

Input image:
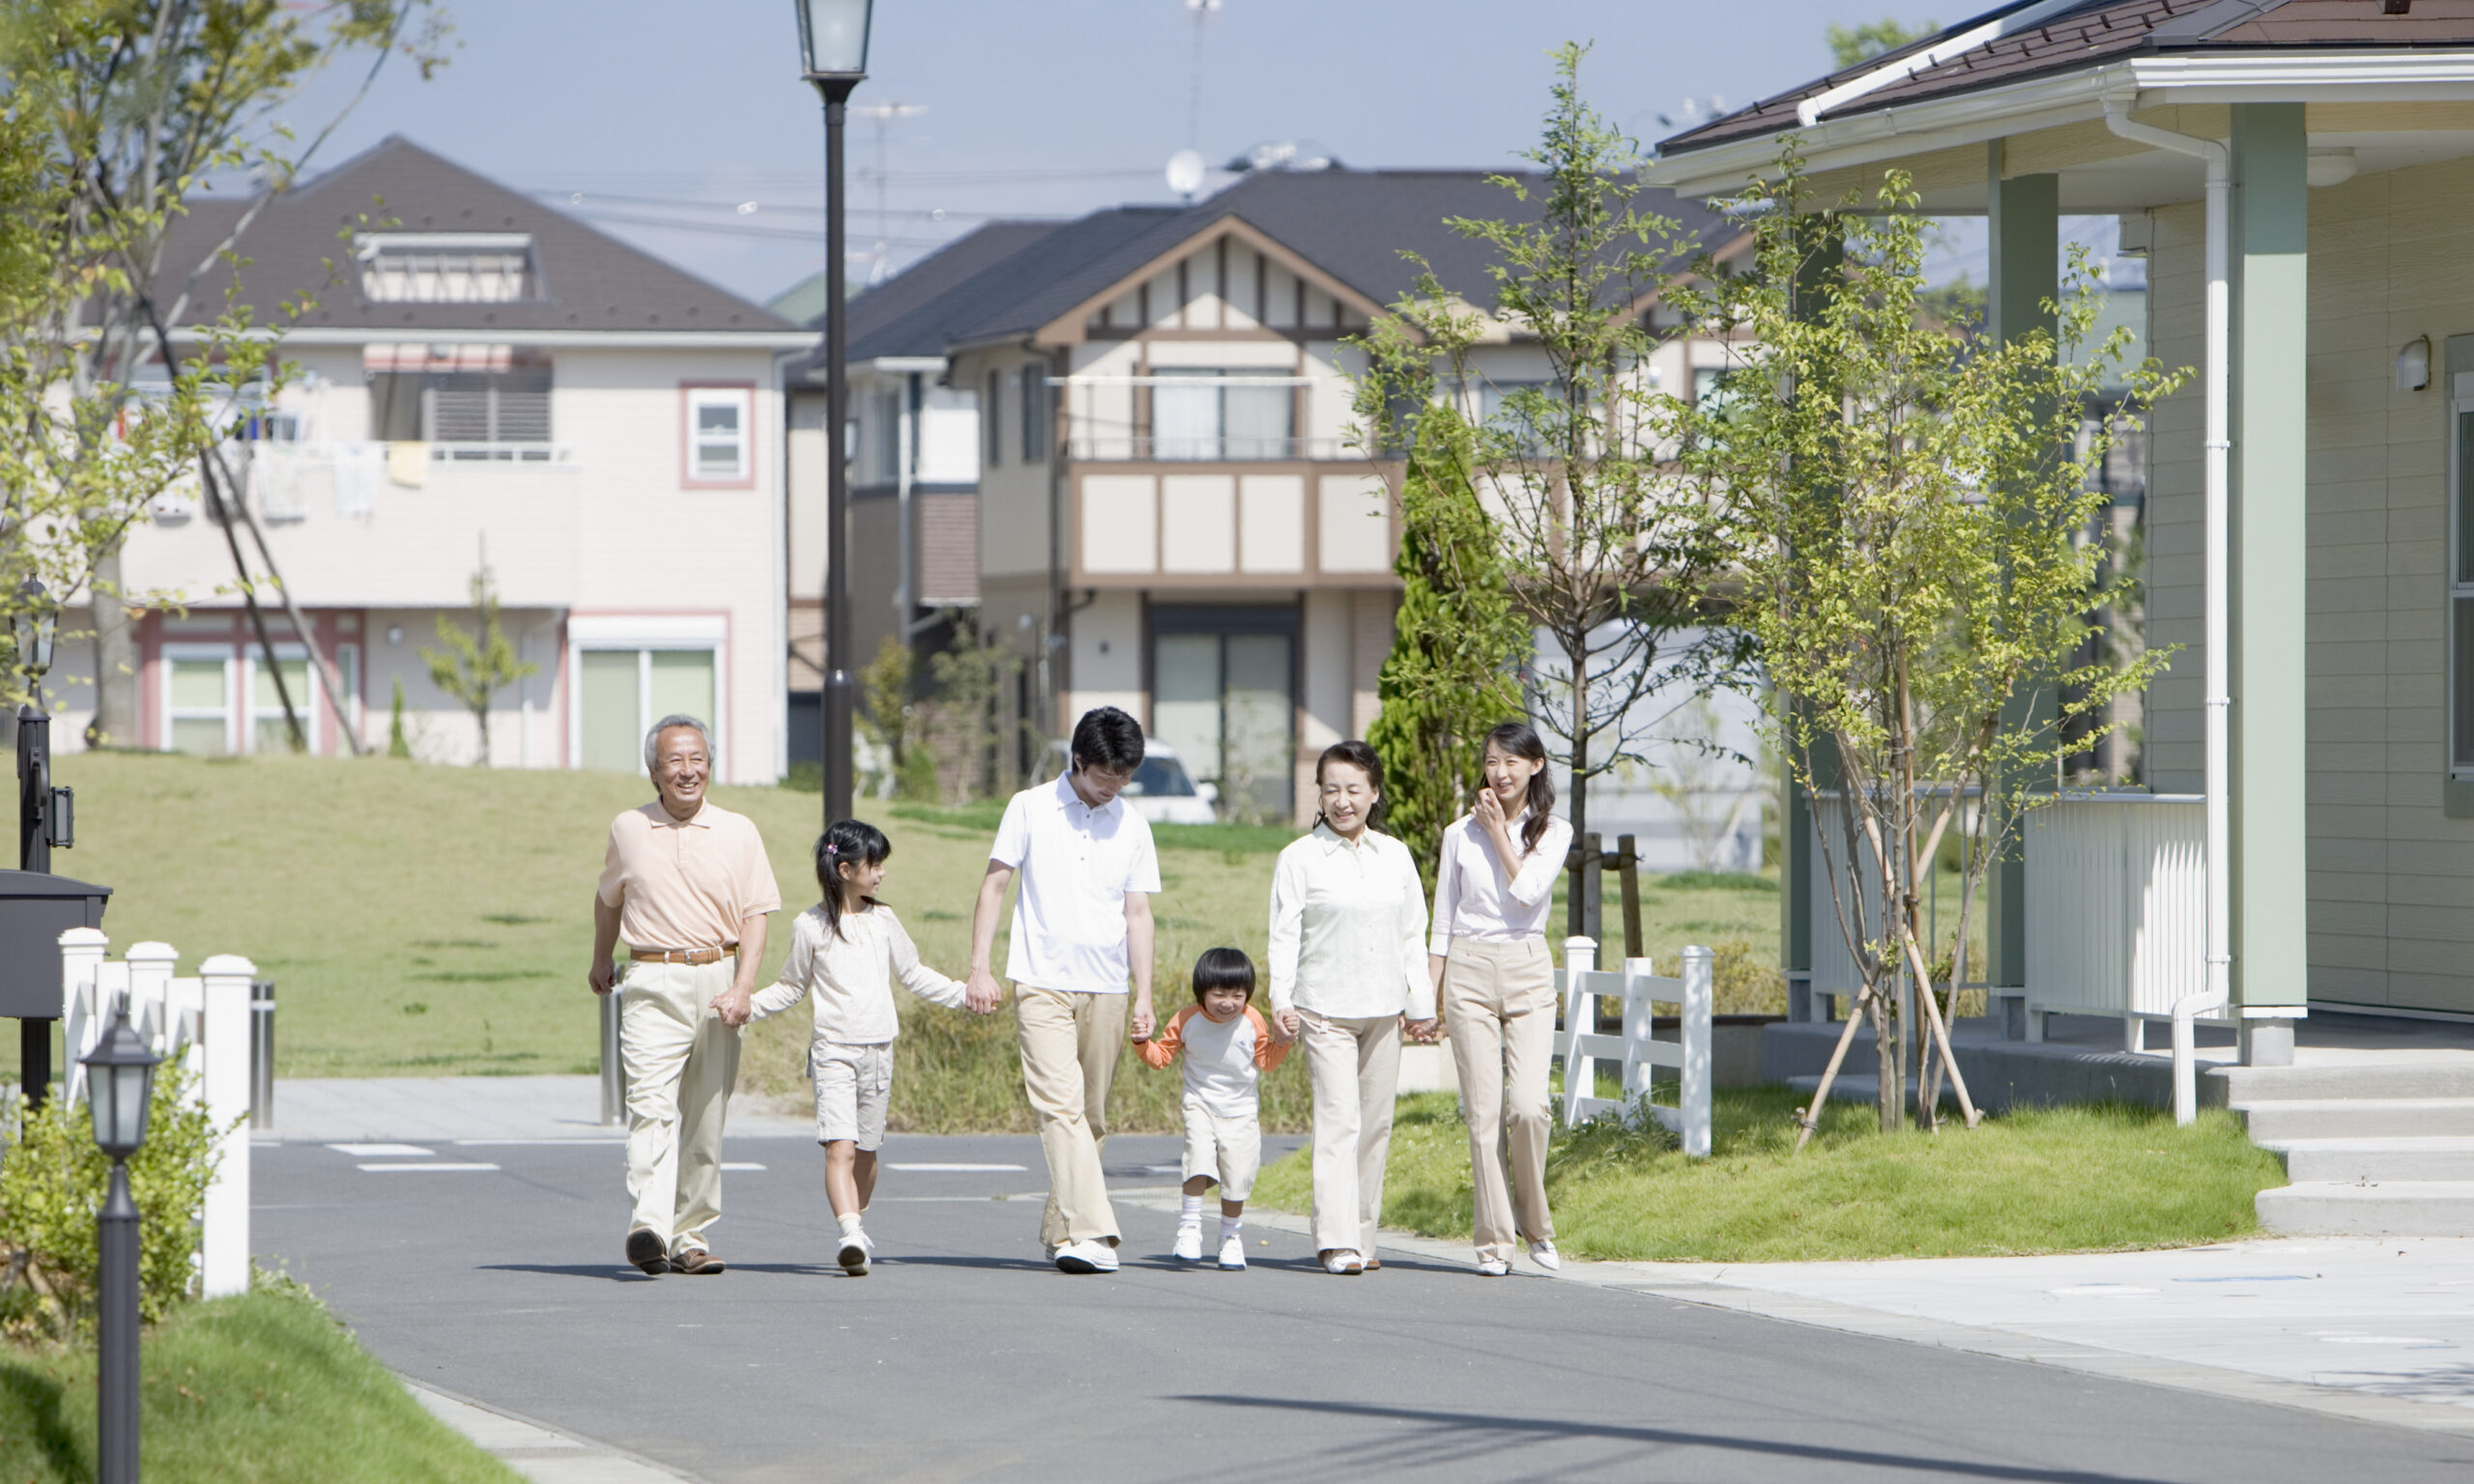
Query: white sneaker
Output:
[[1218, 1235, 1247, 1270], [1054, 1238, 1119, 1274], [1477, 1255, 1510, 1277], [1322, 1249, 1365, 1275], [1527, 1239, 1562, 1271], [1173, 1226, 1203, 1263], [837, 1229, 874, 1276]]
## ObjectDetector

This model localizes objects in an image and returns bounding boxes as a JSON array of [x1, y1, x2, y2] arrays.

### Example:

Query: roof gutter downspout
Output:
[[2104, 99, 2233, 1059]]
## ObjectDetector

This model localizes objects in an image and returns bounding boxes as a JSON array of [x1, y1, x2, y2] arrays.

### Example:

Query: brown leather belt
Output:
[[629, 946, 737, 965]]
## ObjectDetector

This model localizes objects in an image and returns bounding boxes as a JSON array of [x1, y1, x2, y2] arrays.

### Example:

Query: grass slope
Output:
[[0, 1285, 516, 1482], [1251, 1088, 2287, 1262]]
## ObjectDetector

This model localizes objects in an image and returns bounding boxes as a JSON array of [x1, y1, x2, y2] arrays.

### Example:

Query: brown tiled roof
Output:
[[1659, 0, 2474, 158]]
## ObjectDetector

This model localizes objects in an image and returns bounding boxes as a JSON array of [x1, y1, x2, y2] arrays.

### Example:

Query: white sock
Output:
[[1179, 1195, 1204, 1230], [1220, 1214, 1243, 1241], [837, 1212, 863, 1238]]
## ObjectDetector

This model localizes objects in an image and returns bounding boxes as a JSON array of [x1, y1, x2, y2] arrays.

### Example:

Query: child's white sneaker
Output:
[[1217, 1234, 1247, 1270], [1172, 1226, 1203, 1263], [1054, 1239, 1119, 1274], [1527, 1238, 1562, 1271], [837, 1229, 874, 1276]]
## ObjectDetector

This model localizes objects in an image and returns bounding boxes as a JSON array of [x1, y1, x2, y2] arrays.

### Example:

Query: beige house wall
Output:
[[2144, 154, 2474, 1014]]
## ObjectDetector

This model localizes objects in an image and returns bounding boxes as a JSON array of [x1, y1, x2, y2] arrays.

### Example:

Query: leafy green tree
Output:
[[1364, 414, 1526, 895], [1670, 153, 2180, 1139], [1354, 44, 1746, 882], [1826, 17, 1936, 69], [0, 0, 445, 731], [388, 678, 413, 758], [421, 566, 537, 767]]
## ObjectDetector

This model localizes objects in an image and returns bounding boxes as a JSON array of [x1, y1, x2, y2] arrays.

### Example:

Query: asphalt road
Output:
[[257, 1134, 2474, 1484]]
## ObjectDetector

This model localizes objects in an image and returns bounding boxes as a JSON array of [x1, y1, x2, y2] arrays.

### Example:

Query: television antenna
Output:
[[852, 100, 930, 283], [1183, 0, 1222, 152]]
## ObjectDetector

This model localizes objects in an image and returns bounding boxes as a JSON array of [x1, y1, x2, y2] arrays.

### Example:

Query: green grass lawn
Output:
[[0, 1283, 516, 1482], [1250, 1087, 2287, 1262]]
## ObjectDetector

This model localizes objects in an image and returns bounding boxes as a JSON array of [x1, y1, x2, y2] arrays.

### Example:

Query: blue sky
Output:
[[273, 2, 1951, 306]]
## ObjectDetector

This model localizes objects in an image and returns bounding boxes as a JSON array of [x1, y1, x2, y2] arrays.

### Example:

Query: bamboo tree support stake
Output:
[[1899, 928, 1981, 1128], [1792, 984, 1876, 1154], [195, 454, 305, 752], [207, 442, 367, 756]]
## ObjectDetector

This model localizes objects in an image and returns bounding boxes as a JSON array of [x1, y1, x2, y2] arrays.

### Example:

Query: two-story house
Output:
[[808, 168, 1745, 830], [48, 138, 812, 783]]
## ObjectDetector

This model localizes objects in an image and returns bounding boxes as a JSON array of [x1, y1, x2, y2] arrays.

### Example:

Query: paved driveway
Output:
[[258, 1134, 2474, 1483]]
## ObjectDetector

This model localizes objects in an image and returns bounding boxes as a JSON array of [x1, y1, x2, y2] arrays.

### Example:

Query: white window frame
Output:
[[244, 643, 320, 755], [161, 643, 237, 756], [2451, 372, 2474, 779], [683, 385, 753, 486], [566, 614, 731, 781]]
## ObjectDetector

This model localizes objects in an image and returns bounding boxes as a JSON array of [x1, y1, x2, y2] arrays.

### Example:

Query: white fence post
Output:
[[1680, 945, 1713, 1158], [125, 942, 178, 1055], [198, 955, 256, 1298], [57, 928, 107, 1104], [1559, 937, 1597, 1128]]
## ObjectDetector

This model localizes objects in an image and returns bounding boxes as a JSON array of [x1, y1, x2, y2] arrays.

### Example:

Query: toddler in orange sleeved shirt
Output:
[[1136, 947, 1290, 1270]]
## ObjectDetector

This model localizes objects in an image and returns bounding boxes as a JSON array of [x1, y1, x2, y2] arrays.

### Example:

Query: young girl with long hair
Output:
[[747, 818, 987, 1275], [1425, 722, 1572, 1276]]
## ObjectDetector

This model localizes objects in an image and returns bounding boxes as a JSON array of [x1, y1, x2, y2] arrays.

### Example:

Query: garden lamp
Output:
[[82, 1003, 158, 1159]]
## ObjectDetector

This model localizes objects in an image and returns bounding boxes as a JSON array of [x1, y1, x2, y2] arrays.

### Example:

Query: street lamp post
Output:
[[795, 0, 875, 827], [13, 577, 60, 1108], [81, 1004, 158, 1484]]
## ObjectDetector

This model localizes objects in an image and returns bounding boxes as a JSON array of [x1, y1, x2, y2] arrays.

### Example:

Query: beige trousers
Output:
[[619, 958, 740, 1255], [1301, 1010, 1401, 1258], [1442, 935, 1557, 1263], [1015, 985, 1127, 1246]]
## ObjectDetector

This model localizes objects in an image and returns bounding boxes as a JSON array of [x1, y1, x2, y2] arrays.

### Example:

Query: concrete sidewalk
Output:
[[1136, 1182, 2474, 1438], [262, 1075, 814, 1143]]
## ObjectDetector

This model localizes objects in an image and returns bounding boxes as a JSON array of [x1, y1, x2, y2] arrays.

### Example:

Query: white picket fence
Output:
[[1554, 938, 1712, 1158], [57, 928, 254, 1299]]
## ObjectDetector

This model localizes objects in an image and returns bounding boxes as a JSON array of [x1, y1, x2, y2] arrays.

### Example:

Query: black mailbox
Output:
[[0, 870, 111, 1018]]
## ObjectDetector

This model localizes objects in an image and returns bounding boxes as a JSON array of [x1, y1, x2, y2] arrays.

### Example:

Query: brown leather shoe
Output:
[[625, 1228, 669, 1275], [672, 1246, 726, 1275]]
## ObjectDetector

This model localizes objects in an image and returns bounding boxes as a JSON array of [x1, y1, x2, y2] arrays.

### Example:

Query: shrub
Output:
[[0, 1064, 224, 1339]]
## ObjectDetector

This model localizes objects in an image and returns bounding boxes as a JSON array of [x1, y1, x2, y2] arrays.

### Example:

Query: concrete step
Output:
[[2259, 1136, 2474, 1183], [2256, 1180, 2474, 1237], [2233, 1098, 2474, 1141], [2215, 1057, 2474, 1104]]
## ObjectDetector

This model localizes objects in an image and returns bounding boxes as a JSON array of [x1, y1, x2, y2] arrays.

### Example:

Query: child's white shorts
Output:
[[1180, 1099, 1261, 1201], [810, 1041, 893, 1152]]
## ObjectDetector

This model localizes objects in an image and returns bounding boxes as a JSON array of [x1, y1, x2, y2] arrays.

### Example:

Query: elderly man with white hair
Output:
[[589, 714, 779, 1275]]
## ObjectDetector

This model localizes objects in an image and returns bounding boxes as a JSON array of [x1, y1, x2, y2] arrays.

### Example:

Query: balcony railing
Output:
[[1064, 435, 1353, 462]]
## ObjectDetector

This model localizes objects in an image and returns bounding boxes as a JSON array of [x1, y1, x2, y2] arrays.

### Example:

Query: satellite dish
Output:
[[1165, 149, 1206, 198]]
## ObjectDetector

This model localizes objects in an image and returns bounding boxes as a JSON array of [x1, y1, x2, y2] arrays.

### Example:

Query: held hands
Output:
[[1129, 997, 1157, 1042], [710, 985, 753, 1028], [1401, 1016, 1439, 1045], [1275, 1010, 1302, 1043], [964, 967, 1004, 1015]]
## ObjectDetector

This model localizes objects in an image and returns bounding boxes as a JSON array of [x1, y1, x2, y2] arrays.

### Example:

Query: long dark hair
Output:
[[1482, 721, 1555, 857], [1311, 739, 1386, 836], [815, 819, 892, 942]]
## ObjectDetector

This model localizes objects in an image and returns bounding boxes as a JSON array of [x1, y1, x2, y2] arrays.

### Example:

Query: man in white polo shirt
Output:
[[965, 706, 1160, 1273]]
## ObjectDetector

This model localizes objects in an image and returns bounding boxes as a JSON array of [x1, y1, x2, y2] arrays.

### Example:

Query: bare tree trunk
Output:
[[85, 544, 137, 749], [1565, 647, 1589, 937]]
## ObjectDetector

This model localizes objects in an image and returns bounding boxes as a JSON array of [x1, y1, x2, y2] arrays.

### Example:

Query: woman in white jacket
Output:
[[1267, 740, 1432, 1276], [1428, 721, 1572, 1276]]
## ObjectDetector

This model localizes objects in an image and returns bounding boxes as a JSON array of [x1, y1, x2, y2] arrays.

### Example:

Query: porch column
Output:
[[1781, 228, 1842, 1021], [1984, 155, 2058, 998], [2230, 103, 2310, 1062]]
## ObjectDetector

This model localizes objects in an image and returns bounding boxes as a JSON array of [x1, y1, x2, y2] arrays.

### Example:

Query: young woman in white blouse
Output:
[[1428, 721, 1573, 1276], [1267, 740, 1433, 1276]]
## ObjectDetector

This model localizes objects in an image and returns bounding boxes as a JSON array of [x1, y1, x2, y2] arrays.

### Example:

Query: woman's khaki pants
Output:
[[1441, 935, 1556, 1263], [1300, 1010, 1402, 1258]]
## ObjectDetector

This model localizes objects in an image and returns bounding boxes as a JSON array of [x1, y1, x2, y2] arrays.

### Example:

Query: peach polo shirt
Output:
[[596, 800, 780, 953]]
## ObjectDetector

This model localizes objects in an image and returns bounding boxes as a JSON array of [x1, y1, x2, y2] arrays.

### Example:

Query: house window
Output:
[[874, 389, 902, 483], [578, 647, 717, 773], [1020, 364, 1048, 462], [356, 234, 537, 302], [985, 369, 1002, 468], [367, 360, 552, 444], [1151, 610, 1295, 820], [2454, 399, 2474, 775], [164, 650, 232, 756], [684, 386, 753, 485], [248, 650, 314, 754], [1152, 369, 1294, 460]]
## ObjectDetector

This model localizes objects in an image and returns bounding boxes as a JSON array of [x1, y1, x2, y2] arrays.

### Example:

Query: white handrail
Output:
[[2172, 987, 2229, 1127]]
